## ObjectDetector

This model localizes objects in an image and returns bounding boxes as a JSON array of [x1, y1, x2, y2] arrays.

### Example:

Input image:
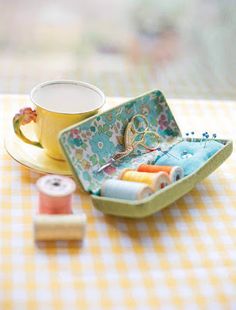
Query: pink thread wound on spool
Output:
[[36, 175, 76, 214]]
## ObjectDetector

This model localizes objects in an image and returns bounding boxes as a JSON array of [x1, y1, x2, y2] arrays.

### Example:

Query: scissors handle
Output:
[[133, 131, 160, 151], [97, 115, 159, 173], [124, 114, 149, 148]]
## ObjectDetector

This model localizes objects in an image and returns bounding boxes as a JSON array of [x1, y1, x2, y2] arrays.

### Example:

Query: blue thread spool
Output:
[[101, 179, 153, 200]]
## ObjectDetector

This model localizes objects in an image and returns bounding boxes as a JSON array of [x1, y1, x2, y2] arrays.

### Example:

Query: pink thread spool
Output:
[[36, 175, 76, 214]]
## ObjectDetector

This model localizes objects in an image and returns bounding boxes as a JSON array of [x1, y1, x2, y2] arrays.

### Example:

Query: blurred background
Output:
[[0, 0, 235, 98]]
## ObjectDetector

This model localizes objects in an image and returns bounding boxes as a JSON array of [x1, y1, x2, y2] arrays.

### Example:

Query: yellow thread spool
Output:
[[120, 169, 170, 191], [34, 213, 87, 241]]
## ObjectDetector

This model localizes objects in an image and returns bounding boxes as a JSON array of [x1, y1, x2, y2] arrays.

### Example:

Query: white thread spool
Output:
[[101, 179, 153, 200]]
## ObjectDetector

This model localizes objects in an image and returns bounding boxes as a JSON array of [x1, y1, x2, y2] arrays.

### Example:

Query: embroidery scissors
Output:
[[97, 114, 160, 172]]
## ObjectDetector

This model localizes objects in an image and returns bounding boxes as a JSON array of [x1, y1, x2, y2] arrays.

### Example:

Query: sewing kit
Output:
[[58, 90, 232, 218]]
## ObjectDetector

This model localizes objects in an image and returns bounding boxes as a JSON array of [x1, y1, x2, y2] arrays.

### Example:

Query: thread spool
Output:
[[34, 213, 87, 241], [101, 179, 153, 200], [120, 169, 170, 191], [36, 175, 76, 214], [137, 164, 183, 183]]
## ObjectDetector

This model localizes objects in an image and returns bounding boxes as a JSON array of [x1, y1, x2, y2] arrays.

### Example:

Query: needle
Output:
[[157, 147, 179, 160]]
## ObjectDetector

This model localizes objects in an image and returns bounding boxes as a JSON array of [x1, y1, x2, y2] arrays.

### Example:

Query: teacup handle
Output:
[[13, 107, 42, 148]]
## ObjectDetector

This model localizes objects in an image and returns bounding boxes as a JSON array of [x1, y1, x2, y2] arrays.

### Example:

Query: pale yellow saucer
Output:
[[4, 123, 72, 175], [4, 96, 126, 175]]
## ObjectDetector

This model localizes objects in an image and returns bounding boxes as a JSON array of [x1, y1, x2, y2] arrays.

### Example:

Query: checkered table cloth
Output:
[[0, 95, 236, 310]]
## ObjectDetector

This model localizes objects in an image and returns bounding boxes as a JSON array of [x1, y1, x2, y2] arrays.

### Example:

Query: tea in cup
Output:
[[13, 80, 105, 160]]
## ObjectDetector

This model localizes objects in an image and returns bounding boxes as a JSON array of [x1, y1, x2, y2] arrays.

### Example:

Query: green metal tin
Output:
[[59, 90, 233, 218]]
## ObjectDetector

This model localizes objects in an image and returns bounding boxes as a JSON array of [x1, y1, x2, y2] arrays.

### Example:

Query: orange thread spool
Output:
[[137, 164, 183, 183], [120, 169, 170, 191], [36, 175, 76, 214], [138, 164, 172, 174]]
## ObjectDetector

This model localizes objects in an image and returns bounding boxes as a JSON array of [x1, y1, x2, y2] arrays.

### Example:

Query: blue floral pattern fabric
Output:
[[60, 90, 181, 193]]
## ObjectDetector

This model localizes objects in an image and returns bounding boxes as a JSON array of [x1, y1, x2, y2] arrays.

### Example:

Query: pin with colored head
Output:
[[201, 132, 205, 142], [201, 132, 208, 143], [203, 133, 210, 148], [201, 132, 206, 143], [205, 133, 217, 147], [191, 131, 195, 142], [185, 132, 190, 141]]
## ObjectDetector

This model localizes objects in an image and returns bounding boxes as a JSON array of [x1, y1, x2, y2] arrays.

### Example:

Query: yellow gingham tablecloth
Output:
[[0, 95, 236, 310]]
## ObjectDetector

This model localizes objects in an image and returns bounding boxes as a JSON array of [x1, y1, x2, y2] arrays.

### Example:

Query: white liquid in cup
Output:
[[32, 81, 104, 114]]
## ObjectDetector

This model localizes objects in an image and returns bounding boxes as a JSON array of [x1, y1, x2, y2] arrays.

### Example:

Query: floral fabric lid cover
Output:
[[59, 90, 181, 194]]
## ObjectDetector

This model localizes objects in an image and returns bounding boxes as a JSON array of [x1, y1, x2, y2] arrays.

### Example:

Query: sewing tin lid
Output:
[[59, 90, 182, 194]]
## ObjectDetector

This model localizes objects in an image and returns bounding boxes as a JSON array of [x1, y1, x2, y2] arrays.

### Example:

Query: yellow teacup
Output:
[[13, 80, 105, 160]]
